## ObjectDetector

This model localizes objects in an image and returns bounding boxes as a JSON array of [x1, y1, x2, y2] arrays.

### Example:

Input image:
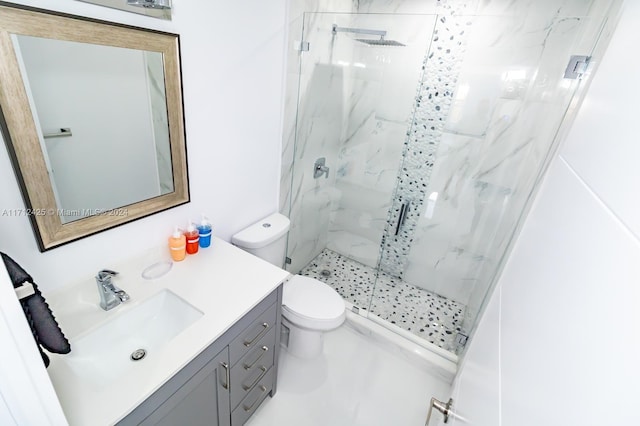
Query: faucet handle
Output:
[[97, 269, 118, 281], [115, 290, 130, 302], [95, 269, 128, 311]]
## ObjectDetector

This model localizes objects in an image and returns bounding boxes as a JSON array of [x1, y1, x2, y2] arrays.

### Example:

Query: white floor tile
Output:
[[246, 324, 452, 426]]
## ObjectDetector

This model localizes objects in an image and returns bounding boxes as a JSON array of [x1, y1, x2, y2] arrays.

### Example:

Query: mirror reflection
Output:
[[14, 35, 174, 224]]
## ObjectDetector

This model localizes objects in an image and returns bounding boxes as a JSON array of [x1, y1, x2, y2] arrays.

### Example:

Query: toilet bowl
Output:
[[231, 213, 346, 359], [281, 275, 345, 358]]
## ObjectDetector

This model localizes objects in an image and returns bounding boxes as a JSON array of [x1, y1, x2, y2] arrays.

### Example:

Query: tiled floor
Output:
[[246, 322, 452, 426], [300, 249, 465, 352]]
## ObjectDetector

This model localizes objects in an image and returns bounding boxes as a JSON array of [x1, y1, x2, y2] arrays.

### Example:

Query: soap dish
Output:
[[141, 261, 173, 280]]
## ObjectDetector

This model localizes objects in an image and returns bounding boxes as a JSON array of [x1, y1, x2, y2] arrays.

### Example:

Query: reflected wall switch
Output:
[[294, 40, 310, 52], [424, 192, 438, 219]]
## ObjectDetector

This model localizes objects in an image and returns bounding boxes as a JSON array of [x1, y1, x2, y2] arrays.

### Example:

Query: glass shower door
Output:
[[283, 3, 614, 358], [284, 12, 437, 303], [368, 8, 613, 354]]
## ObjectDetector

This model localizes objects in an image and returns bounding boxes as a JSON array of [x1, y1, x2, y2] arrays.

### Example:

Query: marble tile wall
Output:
[[281, 4, 440, 273], [279, 0, 356, 225], [281, 1, 480, 274], [282, 9, 358, 273], [377, 10, 471, 280], [284, 60, 345, 272], [400, 6, 612, 335], [355, 0, 475, 15], [356, 0, 598, 16], [327, 14, 436, 268], [473, 0, 598, 17], [459, 7, 614, 332]]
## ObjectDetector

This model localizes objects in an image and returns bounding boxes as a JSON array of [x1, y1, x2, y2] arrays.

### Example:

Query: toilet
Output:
[[231, 213, 345, 359]]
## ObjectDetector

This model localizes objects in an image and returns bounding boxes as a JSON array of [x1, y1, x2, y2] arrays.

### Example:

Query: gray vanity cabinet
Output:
[[118, 285, 282, 426], [139, 348, 231, 426]]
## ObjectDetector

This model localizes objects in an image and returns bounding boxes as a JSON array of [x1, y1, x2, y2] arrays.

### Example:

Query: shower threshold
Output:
[[300, 249, 466, 353]]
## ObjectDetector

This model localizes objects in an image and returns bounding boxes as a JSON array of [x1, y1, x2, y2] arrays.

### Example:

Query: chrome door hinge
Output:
[[564, 55, 591, 79], [455, 332, 468, 350], [294, 40, 310, 52], [285, 257, 292, 264], [425, 397, 453, 425]]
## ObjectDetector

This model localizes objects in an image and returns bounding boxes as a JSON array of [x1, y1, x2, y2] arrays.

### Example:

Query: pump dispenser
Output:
[[185, 221, 200, 255], [169, 227, 186, 261], [197, 214, 212, 248]]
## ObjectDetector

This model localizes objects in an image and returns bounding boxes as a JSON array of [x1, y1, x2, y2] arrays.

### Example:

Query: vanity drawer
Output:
[[229, 302, 277, 366], [231, 367, 274, 426], [230, 326, 275, 409]]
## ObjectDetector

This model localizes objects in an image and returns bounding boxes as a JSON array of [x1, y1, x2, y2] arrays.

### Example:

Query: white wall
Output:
[[451, 1, 640, 423], [0, 396, 16, 426], [0, 0, 288, 292]]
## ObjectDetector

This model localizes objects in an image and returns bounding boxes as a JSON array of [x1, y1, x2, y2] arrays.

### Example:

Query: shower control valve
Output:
[[313, 157, 330, 179]]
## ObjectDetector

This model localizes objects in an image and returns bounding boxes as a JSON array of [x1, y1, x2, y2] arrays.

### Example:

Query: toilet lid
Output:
[[282, 275, 344, 320]]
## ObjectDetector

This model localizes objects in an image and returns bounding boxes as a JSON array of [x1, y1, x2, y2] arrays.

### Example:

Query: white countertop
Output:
[[45, 237, 290, 426]]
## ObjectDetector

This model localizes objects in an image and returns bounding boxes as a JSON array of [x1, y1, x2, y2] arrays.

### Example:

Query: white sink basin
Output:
[[60, 289, 203, 387]]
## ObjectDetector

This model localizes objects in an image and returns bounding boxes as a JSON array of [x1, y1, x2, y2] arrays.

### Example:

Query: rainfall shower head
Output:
[[355, 38, 405, 47], [332, 24, 405, 47], [127, 0, 171, 9]]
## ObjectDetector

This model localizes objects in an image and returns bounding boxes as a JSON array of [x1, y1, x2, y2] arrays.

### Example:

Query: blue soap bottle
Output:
[[197, 214, 212, 248]]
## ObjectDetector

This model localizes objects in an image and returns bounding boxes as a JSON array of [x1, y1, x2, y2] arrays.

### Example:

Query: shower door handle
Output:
[[394, 201, 411, 236], [425, 397, 453, 425]]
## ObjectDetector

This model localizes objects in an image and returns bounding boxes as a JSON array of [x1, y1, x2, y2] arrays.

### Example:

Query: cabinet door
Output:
[[139, 348, 231, 426]]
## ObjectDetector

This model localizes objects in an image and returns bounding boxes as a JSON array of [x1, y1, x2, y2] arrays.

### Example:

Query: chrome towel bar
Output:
[[43, 128, 72, 138]]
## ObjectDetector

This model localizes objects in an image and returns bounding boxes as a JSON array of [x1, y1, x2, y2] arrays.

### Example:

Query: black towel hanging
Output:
[[1, 252, 71, 367]]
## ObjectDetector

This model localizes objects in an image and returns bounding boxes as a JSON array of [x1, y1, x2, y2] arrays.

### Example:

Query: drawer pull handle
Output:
[[244, 346, 269, 370], [220, 362, 230, 390], [243, 385, 268, 412], [243, 322, 270, 347], [242, 366, 267, 391]]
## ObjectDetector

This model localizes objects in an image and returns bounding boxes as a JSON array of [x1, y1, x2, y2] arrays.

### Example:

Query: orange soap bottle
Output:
[[169, 227, 186, 261], [185, 222, 200, 255]]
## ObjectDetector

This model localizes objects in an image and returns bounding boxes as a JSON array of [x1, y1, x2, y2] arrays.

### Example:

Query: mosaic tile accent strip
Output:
[[379, 13, 472, 278], [301, 249, 465, 352]]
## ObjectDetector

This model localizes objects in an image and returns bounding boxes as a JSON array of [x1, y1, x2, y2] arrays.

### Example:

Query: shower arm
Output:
[[332, 24, 387, 39]]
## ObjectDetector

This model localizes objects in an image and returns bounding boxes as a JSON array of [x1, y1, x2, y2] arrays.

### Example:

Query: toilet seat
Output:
[[282, 275, 345, 331]]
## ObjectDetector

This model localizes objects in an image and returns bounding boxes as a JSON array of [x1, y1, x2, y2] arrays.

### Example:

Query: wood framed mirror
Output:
[[0, 2, 189, 251]]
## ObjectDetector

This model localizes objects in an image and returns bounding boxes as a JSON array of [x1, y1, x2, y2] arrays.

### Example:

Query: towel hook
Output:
[[14, 281, 35, 300]]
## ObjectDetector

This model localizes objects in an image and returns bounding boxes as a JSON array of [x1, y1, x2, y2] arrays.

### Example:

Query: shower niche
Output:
[[281, 2, 616, 358]]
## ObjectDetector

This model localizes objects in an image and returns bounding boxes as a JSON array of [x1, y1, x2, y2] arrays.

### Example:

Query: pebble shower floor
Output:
[[300, 249, 465, 352]]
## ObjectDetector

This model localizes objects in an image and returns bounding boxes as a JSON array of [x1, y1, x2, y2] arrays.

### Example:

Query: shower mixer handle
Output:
[[314, 157, 330, 179]]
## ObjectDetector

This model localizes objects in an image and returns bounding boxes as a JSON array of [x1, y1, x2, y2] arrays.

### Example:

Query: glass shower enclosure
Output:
[[281, 2, 615, 357]]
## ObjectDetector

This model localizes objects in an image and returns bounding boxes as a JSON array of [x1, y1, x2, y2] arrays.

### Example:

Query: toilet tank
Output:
[[231, 213, 290, 268]]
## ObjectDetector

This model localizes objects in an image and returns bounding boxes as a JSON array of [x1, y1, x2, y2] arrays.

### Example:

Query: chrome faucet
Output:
[[95, 269, 130, 311]]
